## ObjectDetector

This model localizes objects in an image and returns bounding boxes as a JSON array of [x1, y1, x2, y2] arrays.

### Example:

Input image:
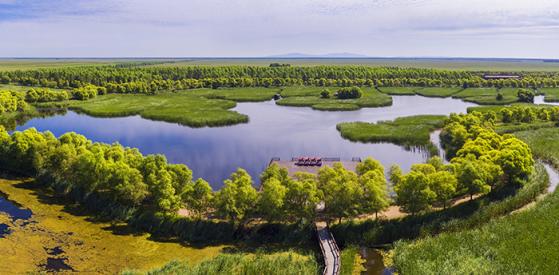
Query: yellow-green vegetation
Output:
[[336, 115, 446, 146], [124, 251, 318, 275], [466, 105, 559, 133], [452, 88, 518, 105], [277, 87, 392, 111], [539, 87, 559, 102], [392, 174, 559, 274], [69, 92, 249, 127], [340, 246, 365, 275], [0, 178, 224, 274]]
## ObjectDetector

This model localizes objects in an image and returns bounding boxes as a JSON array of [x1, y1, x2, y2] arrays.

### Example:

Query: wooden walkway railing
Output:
[[316, 221, 341, 275]]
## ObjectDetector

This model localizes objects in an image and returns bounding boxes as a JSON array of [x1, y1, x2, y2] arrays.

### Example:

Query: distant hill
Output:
[[268, 52, 368, 58]]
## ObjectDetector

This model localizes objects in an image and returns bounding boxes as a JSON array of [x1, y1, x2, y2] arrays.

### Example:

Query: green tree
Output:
[[215, 168, 258, 224], [360, 170, 389, 218], [394, 171, 435, 215], [429, 171, 457, 209], [185, 179, 214, 219], [258, 178, 288, 222]]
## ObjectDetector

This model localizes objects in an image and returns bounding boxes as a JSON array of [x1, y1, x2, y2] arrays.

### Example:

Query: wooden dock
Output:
[[269, 157, 361, 176]]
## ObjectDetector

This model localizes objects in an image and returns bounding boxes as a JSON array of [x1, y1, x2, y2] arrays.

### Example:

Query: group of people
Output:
[[295, 157, 323, 166]]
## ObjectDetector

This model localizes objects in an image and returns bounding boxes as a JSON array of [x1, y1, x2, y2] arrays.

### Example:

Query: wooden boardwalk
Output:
[[316, 221, 341, 275], [270, 157, 361, 177]]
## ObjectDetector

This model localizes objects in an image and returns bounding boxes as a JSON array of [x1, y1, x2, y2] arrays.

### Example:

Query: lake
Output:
[[15, 95, 476, 188]]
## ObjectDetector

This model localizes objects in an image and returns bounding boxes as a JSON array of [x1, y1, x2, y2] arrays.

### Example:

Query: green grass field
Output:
[[189, 87, 279, 102], [539, 88, 559, 102], [336, 115, 446, 146], [392, 169, 558, 274], [276, 87, 392, 111]]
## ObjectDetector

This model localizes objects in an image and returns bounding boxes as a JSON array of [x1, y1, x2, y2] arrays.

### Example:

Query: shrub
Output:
[[335, 87, 363, 99]]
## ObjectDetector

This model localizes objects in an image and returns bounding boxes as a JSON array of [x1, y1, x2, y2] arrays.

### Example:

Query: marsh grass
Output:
[[124, 251, 319, 275], [453, 88, 519, 105], [539, 87, 559, 102], [0, 178, 224, 274], [336, 115, 446, 146], [69, 93, 249, 127], [276, 87, 392, 111]]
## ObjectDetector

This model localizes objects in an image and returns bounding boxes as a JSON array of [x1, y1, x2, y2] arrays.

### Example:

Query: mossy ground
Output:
[[0, 178, 224, 274]]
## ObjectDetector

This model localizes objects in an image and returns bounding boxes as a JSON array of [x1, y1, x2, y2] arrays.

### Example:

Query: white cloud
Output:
[[0, 0, 558, 57]]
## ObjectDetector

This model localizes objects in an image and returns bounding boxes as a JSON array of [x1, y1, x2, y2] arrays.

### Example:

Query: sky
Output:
[[0, 0, 558, 58]]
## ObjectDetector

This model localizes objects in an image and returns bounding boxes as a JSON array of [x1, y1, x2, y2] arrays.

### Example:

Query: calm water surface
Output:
[[16, 96, 476, 188]]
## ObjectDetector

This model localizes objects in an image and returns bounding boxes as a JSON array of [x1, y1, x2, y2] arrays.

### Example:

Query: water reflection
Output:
[[15, 96, 476, 188], [534, 95, 559, 106]]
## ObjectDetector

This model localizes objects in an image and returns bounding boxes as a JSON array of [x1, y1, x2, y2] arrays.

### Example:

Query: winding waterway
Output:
[[15, 95, 476, 188]]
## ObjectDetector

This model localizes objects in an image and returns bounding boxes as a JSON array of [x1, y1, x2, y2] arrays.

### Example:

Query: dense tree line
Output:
[[0, 90, 27, 113], [500, 106, 559, 124], [0, 125, 390, 224], [1, 65, 559, 95]]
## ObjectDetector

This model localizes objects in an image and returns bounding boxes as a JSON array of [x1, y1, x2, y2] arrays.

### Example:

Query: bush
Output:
[[320, 89, 331, 98], [25, 88, 69, 103], [335, 87, 363, 99], [517, 88, 535, 103], [496, 92, 503, 101], [0, 90, 27, 113]]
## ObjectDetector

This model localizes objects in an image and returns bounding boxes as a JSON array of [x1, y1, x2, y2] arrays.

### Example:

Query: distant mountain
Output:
[[268, 52, 368, 58]]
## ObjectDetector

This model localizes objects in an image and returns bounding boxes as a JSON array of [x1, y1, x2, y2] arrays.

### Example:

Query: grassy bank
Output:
[[392, 172, 558, 274], [0, 178, 224, 273], [276, 87, 392, 111], [69, 92, 249, 127], [378, 87, 463, 97], [453, 88, 519, 105], [515, 127, 559, 169], [336, 115, 446, 146], [332, 163, 548, 247], [539, 88, 559, 102], [124, 251, 319, 275]]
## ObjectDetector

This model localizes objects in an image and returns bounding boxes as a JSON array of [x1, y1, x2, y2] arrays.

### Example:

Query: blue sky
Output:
[[0, 0, 558, 58]]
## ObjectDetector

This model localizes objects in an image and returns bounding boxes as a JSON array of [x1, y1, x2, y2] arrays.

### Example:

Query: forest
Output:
[[1, 65, 559, 95]]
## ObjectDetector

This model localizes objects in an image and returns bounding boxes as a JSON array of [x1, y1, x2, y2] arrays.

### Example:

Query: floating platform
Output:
[[269, 157, 362, 176]]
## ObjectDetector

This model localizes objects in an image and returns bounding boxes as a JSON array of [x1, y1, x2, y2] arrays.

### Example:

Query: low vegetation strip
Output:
[[392, 170, 559, 274], [336, 115, 446, 146], [378, 87, 463, 97], [123, 251, 319, 275]]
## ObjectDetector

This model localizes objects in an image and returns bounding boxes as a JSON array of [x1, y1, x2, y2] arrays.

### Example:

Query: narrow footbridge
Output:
[[316, 221, 341, 275]]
